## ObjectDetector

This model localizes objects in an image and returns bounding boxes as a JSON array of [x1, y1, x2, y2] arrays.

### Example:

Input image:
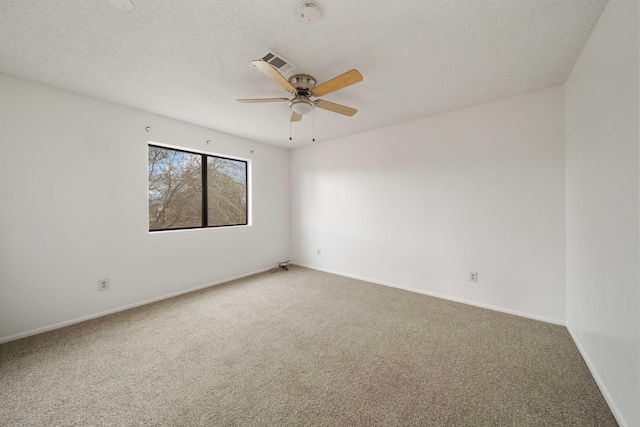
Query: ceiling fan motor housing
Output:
[[289, 74, 316, 93], [288, 74, 317, 115]]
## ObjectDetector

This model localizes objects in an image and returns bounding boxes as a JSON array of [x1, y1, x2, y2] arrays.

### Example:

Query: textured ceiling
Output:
[[0, 0, 608, 149]]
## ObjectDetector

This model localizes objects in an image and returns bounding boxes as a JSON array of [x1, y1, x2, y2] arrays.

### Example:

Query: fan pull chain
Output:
[[289, 117, 292, 141], [312, 107, 315, 142]]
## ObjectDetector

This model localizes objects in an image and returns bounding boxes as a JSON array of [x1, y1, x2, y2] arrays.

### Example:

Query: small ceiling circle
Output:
[[108, 0, 134, 11], [298, 2, 321, 23]]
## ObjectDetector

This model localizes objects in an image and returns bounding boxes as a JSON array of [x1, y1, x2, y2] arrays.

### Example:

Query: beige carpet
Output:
[[0, 266, 617, 426]]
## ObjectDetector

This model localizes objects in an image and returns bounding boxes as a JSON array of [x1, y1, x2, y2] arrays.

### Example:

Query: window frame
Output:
[[148, 143, 250, 232]]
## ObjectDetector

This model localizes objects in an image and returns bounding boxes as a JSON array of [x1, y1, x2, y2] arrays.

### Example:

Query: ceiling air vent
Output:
[[260, 50, 297, 75]]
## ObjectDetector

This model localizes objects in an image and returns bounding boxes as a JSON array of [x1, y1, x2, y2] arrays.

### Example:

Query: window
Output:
[[148, 144, 248, 231]]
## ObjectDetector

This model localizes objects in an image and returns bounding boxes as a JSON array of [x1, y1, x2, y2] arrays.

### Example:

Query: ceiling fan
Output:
[[237, 60, 363, 124]]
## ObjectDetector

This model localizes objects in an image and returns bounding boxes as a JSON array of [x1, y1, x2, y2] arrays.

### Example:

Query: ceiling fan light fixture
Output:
[[290, 98, 315, 115]]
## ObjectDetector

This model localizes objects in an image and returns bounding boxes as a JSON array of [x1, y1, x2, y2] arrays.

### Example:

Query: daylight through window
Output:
[[148, 145, 248, 231]]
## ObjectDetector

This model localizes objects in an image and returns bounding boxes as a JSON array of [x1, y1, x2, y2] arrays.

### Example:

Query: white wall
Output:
[[565, 0, 640, 425], [0, 73, 290, 343], [292, 86, 566, 323]]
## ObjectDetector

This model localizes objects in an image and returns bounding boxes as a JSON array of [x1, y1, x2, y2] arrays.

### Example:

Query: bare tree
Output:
[[149, 147, 202, 230], [149, 146, 247, 230]]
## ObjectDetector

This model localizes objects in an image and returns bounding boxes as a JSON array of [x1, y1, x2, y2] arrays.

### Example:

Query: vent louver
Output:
[[260, 50, 297, 75]]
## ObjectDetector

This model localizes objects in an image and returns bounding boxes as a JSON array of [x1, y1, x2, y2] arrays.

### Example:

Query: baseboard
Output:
[[292, 262, 565, 326], [566, 326, 628, 427], [0, 267, 272, 344]]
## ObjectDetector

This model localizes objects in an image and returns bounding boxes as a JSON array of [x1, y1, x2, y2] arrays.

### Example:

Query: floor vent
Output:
[[260, 50, 297, 75]]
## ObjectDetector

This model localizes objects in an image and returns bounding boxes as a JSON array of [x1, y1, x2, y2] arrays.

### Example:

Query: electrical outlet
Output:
[[469, 271, 478, 282], [98, 278, 110, 291], [317, 249, 321, 256]]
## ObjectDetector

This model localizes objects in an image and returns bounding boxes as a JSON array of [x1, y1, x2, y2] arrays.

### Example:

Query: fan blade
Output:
[[291, 111, 302, 122], [315, 99, 358, 116], [251, 60, 296, 93], [236, 98, 289, 103], [312, 69, 363, 97]]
